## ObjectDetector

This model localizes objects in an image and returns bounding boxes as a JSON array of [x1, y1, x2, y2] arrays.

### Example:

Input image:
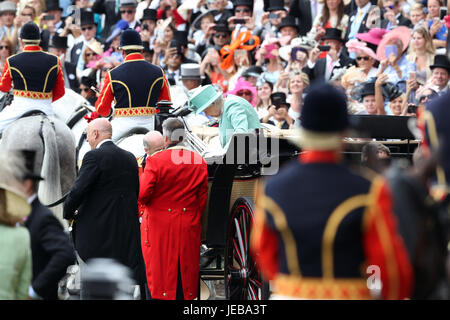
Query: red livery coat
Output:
[[139, 146, 208, 300]]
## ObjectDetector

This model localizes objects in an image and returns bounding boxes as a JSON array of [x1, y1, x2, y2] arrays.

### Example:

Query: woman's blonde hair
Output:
[[0, 36, 14, 57], [409, 26, 436, 56], [288, 71, 310, 90]]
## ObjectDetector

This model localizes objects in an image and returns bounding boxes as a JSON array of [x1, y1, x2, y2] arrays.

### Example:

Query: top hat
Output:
[[278, 15, 299, 33], [81, 75, 97, 88], [270, 92, 290, 108], [49, 34, 68, 49], [234, 0, 254, 10], [173, 30, 188, 46], [119, 28, 143, 50], [376, 26, 411, 60], [213, 21, 231, 34], [142, 41, 152, 53], [20, 21, 41, 43], [120, 0, 137, 7], [430, 54, 450, 72], [21, 150, 44, 181], [180, 63, 204, 80], [141, 8, 157, 22], [106, 20, 129, 43], [266, 0, 285, 11], [192, 10, 217, 30], [322, 28, 344, 42], [188, 85, 222, 115], [80, 9, 96, 26], [45, 0, 62, 12], [0, 1, 16, 14]]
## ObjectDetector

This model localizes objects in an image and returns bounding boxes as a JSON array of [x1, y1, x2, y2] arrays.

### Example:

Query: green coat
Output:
[[219, 95, 261, 148], [0, 224, 32, 300]]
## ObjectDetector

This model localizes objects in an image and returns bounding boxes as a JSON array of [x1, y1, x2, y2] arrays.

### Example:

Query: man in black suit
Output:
[[17, 150, 76, 300], [303, 28, 354, 84], [49, 35, 80, 93], [380, 0, 412, 29], [344, 0, 373, 43], [63, 118, 146, 299]]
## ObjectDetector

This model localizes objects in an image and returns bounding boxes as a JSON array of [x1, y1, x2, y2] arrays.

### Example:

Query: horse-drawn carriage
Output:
[[0, 88, 420, 300]]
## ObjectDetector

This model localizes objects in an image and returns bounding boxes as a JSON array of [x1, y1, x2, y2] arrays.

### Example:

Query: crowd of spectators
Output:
[[0, 0, 449, 128]]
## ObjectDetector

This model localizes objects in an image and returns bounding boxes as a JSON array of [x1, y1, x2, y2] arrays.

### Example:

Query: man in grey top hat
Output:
[[180, 63, 204, 91], [0, 1, 17, 41]]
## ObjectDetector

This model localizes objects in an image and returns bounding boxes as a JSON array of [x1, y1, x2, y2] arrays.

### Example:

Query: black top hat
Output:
[[213, 21, 231, 34], [141, 8, 157, 22], [242, 66, 263, 78], [301, 83, 348, 132], [120, 28, 143, 50], [430, 54, 450, 72], [80, 9, 95, 26], [270, 92, 290, 108], [322, 28, 344, 42], [278, 15, 299, 33], [49, 35, 68, 48], [21, 150, 44, 181], [360, 81, 375, 100], [20, 22, 41, 42], [173, 30, 188, 46], [80, 75, 96, 88], [234, 0, 254, 9], [45, 0, 62, 12], [267, 0, 285, 11]]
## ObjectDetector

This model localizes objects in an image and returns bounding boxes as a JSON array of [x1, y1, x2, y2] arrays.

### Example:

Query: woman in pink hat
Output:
[[406, 26, 436, 84], [345, 39, 378, 80], [376, 26, 417, 93]]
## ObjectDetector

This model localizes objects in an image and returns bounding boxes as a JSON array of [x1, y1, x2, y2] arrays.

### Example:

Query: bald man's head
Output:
[[143, 131, 164, 156], [86, 118, 113, 149]]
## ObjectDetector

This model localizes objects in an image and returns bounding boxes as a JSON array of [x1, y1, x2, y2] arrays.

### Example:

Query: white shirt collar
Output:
[[27, 194, 38, 204], [96, 139, 113, 149]]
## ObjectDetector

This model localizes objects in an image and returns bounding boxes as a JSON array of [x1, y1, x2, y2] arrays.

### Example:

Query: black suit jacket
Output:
[[289, 0, 313, 36], [381, 15, 412, 29], [25, 198, 76, 300], [303, 53, 355, 84], [63, 141, 145, 283]]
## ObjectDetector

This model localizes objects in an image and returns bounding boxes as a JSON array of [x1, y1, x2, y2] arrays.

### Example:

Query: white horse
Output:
[[0, 114, 77, 229]]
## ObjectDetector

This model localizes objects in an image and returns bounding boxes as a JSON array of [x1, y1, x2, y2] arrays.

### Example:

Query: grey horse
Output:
[[0, 115, 77, 229]]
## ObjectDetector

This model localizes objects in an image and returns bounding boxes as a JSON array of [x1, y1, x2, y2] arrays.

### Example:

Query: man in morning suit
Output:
[[16, 150, 76, 300], [94, 28, 171, 141], [63, 118, 146, 299], [250, 83, 414, 300]]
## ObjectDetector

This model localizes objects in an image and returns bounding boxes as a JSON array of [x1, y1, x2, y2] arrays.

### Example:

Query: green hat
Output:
[[188, 85, 222, 115]]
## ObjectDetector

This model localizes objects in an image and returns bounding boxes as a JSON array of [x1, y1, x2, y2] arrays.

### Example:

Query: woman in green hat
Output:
[[188, 85, 261, 149]]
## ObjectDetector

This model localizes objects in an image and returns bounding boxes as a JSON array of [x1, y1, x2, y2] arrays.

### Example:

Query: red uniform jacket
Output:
[[139, 145, 208, 300]]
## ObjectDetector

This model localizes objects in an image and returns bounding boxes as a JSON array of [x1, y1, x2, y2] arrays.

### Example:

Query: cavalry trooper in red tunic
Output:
[[94, 29, 171, 141], [250, 83, 414, 300], [0, 21, 65, 134]]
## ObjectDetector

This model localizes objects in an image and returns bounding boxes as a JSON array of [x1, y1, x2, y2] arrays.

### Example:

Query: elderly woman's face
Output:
[[356, 54, 374, 70]]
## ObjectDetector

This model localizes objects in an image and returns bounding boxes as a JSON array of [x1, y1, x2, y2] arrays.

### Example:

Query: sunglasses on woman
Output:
[[81, 26, 94, 31], [0, 46, 9, 50], [214, 33, 227, 38], [356, 56, 370, 61]]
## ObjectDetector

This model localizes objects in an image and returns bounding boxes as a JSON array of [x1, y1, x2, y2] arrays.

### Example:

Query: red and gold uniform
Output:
[[95, 52, 171, 140], [251, 150, 414, 300], [139, 145, 208, 300], [0, 45, 65, 133]]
